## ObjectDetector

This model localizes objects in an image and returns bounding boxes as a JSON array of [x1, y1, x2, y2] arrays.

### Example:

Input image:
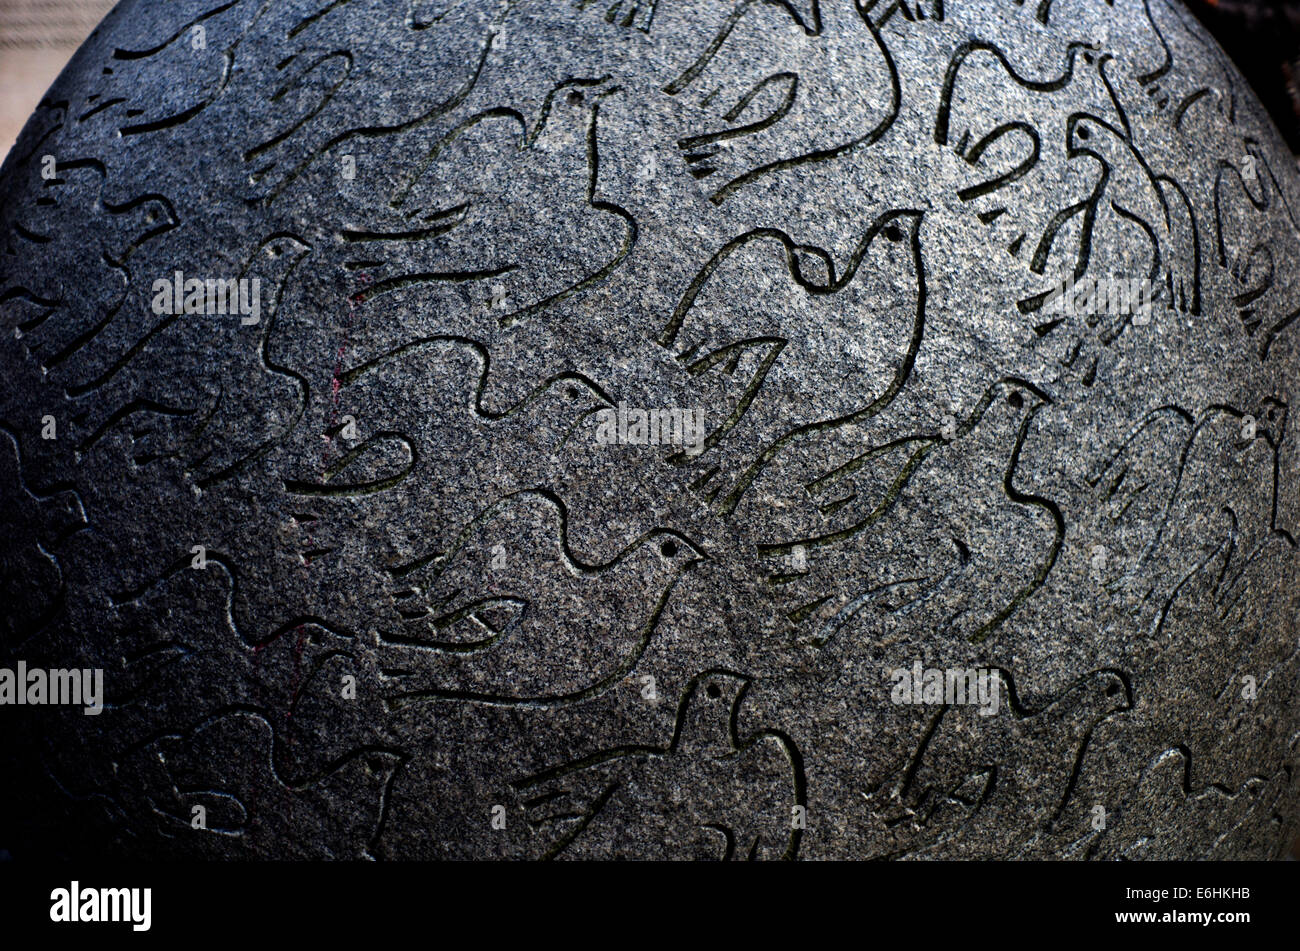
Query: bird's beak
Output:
[[555, 400, 610, 451], [1093, 54, 1131, 140], [684, 543, 709, 567], [669, 536, 709, 569]]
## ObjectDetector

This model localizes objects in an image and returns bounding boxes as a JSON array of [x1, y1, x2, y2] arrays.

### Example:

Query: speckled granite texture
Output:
[[1, 0, 1298, 859]]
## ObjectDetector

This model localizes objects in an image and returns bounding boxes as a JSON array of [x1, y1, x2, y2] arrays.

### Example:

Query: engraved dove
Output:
[[511, 670, 804, 859], [657, 208, 925, 516], [380, 490, 705, 706], [662, 0, 896, 205], [868, 667, 1131, 858], [760, 378, 1060, 648]]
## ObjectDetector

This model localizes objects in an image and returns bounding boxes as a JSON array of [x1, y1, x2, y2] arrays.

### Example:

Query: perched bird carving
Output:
[[287, 336, 611, 498], [337, 78, 634, 342], [511, 670, 804, 859], [868, 667, 1131, 858], [759, 378, 1061, 648], [1087, 747, 1288, 860], [934, 40, 1126, 236], [1075, 404, 1193, 589], [238, 0, 515, 201], [1133, 398, 1292, 620], [656, 209, 925, 516], [2, 164, 177, 378], [1065, 113, 1200, 315], [1210, 140, 1300, 360], [933, 40, 1202, 334]]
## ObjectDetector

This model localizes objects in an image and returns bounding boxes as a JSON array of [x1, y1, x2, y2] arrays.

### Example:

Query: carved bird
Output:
[[759, 378, 1060, 648], [1210, 141, 1300, 360], [138, 711, 404, 860], [1065, 113, 1200, 315], [337, 78, 634, 343], [1134, 398, 1291, 620], [869, 667, 1131, 858], [511, 670, 803, 859], [657, 209, 925, 516], [661, 0, 895, 205], [278, 337, 613, 574], [379, 490, 705, 706], [934, 41, 1125, 236]]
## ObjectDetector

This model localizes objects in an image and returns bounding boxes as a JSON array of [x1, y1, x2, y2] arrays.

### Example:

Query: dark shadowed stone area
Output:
[[0, 0, 1298, 860]]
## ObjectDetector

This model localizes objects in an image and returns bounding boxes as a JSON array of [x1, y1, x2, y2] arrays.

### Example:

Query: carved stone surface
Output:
[[1, 0, 1298, 860]]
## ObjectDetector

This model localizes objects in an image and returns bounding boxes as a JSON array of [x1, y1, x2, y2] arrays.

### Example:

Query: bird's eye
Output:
[[884, 222, 904, 242], [566, 90, 583, 106], [1007, 390, 1024, 409], [1078, 126, 1091, 140], [706, 683, 722, 699], [1084, 52, 1095, 65], [566, 385, 581, 399], [1106, 682, 1121, 697], [660, 539, 679, 558], [268, 244, 281, 257]]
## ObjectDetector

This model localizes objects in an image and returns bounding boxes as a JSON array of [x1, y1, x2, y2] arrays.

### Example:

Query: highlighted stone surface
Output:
[[0, 0, 1297, 859]]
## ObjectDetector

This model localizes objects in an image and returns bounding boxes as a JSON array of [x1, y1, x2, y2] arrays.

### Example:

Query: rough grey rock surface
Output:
[[1, 0, 1298, 860]]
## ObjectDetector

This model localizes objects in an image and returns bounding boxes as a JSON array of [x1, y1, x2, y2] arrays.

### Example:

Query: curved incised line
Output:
[[709, 13, 900, 205], [936, 41, 1094, 147], [957, 121, 1040, 203]]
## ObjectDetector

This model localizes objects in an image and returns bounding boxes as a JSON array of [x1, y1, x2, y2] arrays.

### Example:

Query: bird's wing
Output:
[[936, 46, 1047, 204], [284, 433, 417, 498], [510, 748, 655, 859], [747, 429, 938, 544], [671, 335, 788, 466], [1156, 409, 1276, 580], [1155, 174, 1200, 314], [1081, 405, 1193, 586], [664, 0, 890, 202], [773, 523, 967, 651], [384, 492, 558, 646], [895, 691, 1005, 810]]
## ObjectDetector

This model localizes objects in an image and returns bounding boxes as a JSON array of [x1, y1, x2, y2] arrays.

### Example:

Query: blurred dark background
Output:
[[1187, 0, 1300, 152]]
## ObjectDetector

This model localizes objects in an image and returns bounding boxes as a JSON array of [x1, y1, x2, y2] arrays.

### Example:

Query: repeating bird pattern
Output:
[[2, 0, 1297, 861]]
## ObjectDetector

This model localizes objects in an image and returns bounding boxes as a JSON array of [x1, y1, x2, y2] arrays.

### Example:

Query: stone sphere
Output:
[[1, 0, 1298, 860]]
